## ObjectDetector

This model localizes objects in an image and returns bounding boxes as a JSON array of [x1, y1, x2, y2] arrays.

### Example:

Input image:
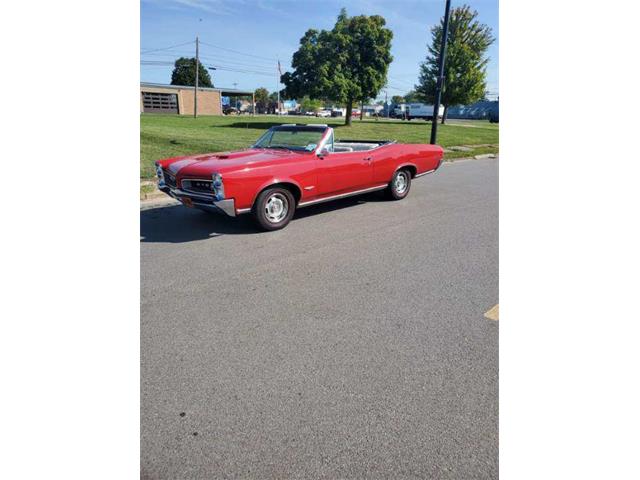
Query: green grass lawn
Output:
[[140, 114, 498, 180]]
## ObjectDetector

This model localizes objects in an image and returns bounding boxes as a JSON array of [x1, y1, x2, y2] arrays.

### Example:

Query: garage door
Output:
[[142, 92, 179, 114]]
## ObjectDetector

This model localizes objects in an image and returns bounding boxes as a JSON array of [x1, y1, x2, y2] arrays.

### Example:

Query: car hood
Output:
[[164, 148, 308, 177]]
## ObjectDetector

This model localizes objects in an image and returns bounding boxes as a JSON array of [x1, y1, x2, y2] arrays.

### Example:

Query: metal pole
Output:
[[233, 82, 238, 110], [430, 0, 451, 144], [276, 60, 280, 115], [194, 36, 199, 118], [385, 90, 388, 118]]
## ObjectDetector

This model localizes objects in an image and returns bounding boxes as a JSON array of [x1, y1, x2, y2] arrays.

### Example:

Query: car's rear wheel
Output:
[[253, 187, 296, 231], [386, 169, 412, 200]]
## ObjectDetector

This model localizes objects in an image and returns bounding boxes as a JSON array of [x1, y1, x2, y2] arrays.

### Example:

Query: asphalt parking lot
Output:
[[141, 157, 498, 479]]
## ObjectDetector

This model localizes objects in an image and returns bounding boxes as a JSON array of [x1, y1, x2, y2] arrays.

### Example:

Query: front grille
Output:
[[182, 179, 213, 193], [163, 169, 177, 188]]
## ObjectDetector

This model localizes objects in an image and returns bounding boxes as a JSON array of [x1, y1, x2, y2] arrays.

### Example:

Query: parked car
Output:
[[223, 106, 239, 115], [316, 109, 332, 118], [155, 124, 444, 230]]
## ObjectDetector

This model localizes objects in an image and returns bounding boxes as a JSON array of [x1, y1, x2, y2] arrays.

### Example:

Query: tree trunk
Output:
[[441, 104, 449, 124], [345, 100, 353, 126], [359, 100, 364, 121]]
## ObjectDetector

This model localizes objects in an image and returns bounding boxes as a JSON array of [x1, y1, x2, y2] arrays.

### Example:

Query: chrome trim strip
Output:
[[189, 198, 237, 217], [298, 184, 388, 208], [314, 128, 333, 155], [164, 186, 236, 217], [414, 168, 436, 178], [211, 199, 236, 217], [170, 188, 214, 201]]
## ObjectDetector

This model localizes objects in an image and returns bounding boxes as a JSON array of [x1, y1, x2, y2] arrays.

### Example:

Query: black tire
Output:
[[252, 187, 296, 231], [386, 169, 412, 200]]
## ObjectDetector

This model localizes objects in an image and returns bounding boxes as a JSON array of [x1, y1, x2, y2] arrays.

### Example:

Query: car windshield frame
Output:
[[252, 126, 328, 153]]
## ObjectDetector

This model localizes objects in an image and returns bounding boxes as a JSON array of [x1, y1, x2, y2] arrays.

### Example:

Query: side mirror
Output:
[[318, 148, 331, 158]]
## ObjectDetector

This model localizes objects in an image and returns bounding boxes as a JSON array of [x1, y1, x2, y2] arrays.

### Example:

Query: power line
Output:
[[207, 66, 275, 77], [140, 60, 276, 78], [140, 51, 199, 58], [388, 76, 416, 88], [141, 52, 281, 72], [140, 40, 194, 55], [199, 40, 287, 63], [142, 50, 286, 69], [141, 43, 293, 76], [385, 84, 412, 93], [198, 55, 283, 72]]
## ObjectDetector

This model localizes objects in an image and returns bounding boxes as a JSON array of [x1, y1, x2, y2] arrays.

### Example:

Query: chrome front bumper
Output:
[[160, 186, 237, 217]]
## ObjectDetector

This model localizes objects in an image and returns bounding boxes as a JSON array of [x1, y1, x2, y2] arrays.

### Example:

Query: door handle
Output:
[[363, 156, 372, 163]]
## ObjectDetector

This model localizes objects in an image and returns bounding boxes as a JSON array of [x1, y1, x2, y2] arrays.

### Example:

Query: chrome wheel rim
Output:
[[265, 193, 288, 223], [395, 172, 408, 194]]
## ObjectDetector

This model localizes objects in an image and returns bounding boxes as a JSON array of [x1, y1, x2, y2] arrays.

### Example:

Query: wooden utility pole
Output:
[[194, 36, 199, 118]]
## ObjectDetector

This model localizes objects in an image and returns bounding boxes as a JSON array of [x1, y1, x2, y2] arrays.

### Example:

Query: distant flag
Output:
[[277, 60, 282, 76]]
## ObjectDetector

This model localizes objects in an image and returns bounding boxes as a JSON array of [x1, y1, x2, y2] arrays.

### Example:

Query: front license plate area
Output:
[[182, 197, 194, 208]]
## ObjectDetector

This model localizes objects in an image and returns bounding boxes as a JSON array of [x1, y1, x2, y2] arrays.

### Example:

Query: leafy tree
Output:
[[403, 90, 420, 103], [391, 95, 405, 105], [254, 87, 270, 113], [170, 57, 213, 88], [282, 8, 393, 126], [254, 87, 269, 103], [300, 96, 322, 113], [416, 4, 494, 123]]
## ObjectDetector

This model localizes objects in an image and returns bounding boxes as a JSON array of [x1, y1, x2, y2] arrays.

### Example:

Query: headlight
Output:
[[212, 173, 224, 200], [155, 163, 165, 185]]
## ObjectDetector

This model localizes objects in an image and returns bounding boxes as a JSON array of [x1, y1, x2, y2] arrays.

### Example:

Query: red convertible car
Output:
[[155, 124, 444, 230]]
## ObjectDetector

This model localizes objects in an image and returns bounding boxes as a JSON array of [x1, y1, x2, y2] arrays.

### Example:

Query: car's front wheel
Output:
[[386, 169, 412, 200], [253, 187, 296, 231]]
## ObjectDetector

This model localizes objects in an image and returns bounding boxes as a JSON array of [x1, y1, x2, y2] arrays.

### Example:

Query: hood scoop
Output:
[[196, 153, 230, 161]]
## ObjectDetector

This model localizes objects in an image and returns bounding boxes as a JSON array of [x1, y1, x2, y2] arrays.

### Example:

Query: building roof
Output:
[[140, 82, 254, 96]]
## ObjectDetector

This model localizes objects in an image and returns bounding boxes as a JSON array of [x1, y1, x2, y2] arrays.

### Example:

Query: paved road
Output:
[[141, 158, 498, 479]]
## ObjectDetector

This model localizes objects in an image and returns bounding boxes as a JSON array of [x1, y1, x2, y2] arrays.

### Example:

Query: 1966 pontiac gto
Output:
[[156, 124, 444, 230]]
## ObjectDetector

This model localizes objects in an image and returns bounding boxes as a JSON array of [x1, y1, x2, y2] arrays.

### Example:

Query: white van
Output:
[[405, 103, 444, 120]]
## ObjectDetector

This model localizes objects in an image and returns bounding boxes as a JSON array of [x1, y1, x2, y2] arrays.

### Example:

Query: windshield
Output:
[[253, 127, 326, 152]]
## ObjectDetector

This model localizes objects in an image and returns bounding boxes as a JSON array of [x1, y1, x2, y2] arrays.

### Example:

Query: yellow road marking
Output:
[[484, 304, 499, 321]]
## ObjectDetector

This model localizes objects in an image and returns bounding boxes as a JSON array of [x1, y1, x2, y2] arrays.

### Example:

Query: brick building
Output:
[[140, 83, 254, 115]]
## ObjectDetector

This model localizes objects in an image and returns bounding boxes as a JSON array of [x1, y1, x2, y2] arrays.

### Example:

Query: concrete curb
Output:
[[444, 154, 499, 164], [140, 195, 180, 211]]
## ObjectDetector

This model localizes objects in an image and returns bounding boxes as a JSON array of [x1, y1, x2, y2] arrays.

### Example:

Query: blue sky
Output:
[[141, 0, 498, 100]]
